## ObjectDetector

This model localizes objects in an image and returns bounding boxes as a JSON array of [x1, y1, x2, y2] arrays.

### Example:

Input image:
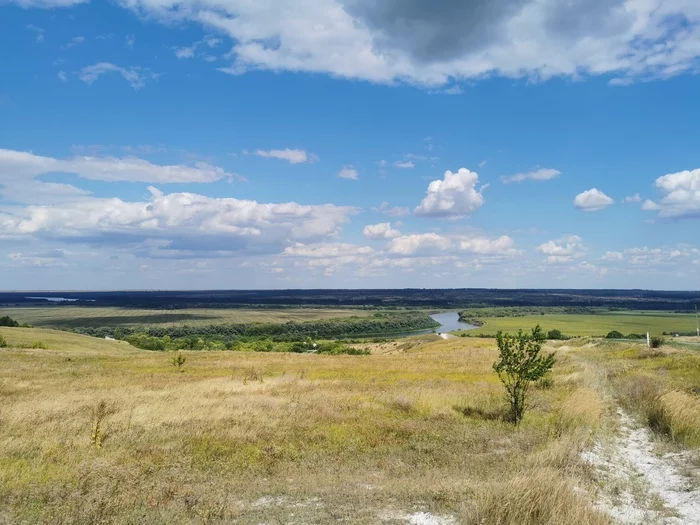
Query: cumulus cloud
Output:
[[501, 168, 561, 184], [536, 235, 586, 263], [414, 168, 485, 218], [363, 222, 401, 240], [252, 148, 317, 164], [337, 167, 359, 180], [112, 0, 700, 87], [643, 169, 700, 218], [0, 188, 357, 256], [79, 62, 159, 90], [622, 193, 641, 204], [573, 188, 614, 212], [388, 232, 516, 256]]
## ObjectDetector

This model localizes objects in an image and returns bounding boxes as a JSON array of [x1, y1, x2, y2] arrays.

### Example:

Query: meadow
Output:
[[0, 306, 375, 329], [0, 326, 612, 525], [460, 310, 699, 337], [2, 322, 700, 524]]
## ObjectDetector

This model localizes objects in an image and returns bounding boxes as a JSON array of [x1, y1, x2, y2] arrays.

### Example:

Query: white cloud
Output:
[[388, 232, 516, 256], [0, 188, 357, 256], [126, 34, 135, 48], [622, 193, 641, 204], [284, 242, 373, 258], [363, 222, 401, 240], [57, 70, 67, 82], [0, 148, 240, 188], [414, 168, 485, 218], [337, 167, 358, 180], [573, 188, 614, 212], [79, 62, 159, 90], [601, 251, 624, 261], [26, 24, 44, 43], [113, 0, 700, 87], [62, 36, 85, 49], [536, 235, 586, 263], [252, 148, 317, 164], [393, 160, 415, 169], [374, 201, 410, 217], [175, 46, 196, 59], [501, 167, 561, 184], [643, 169, 700, 218]]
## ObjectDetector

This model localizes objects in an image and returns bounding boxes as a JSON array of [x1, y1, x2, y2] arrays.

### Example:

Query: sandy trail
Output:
[[584, 408, 700, 524]]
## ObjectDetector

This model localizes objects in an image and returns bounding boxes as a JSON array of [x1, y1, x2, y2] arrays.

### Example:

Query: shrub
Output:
[[171, 353, 186, 372], [493, 325, 556, 425], [0, 335, 7, 348], [547, 329, 564, 340], [650, 336, 665, 349], [0, 316, 19, 327], [606, 330, 624, 339]]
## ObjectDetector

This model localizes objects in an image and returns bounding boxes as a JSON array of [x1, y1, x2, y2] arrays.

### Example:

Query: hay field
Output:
[[0, 306, 374, 329], [0, 326, 611, 524]]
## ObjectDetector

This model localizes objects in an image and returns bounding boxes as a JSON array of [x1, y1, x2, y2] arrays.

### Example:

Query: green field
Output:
[[460, 310, 699, 337], [0, 306, 374, 329]]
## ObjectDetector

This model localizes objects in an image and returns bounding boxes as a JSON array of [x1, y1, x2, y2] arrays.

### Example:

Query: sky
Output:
[[1, 0, 700, 291]]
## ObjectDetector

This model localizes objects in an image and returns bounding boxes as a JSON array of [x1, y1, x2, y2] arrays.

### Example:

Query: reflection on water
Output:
[[390, 311, 476, 338], [429, 311, 475, 333]]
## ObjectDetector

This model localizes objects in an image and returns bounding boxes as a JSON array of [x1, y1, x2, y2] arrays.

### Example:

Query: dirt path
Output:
[[584, 408, 700, 524]]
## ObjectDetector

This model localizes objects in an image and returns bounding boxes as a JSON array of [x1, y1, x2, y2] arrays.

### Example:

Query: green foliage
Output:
[[650, 336, 665, 349], [0, 316, 19, 327], [606, 330, 624, 339], [71, 312, 440, 341], [546, 329, 564, 340], [172, 353, 186, 372], [0, 335, 7, 348], [493, 325, 556, 425]]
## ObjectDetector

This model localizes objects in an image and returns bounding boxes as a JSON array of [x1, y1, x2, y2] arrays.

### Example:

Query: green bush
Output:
[[0, 335, 7, 348], [650, 336, 665, 349], [606, 330, 624, 339], [547, 329, 564, 340], [0, 316, 19, 327], [493, 325, 556, 425]]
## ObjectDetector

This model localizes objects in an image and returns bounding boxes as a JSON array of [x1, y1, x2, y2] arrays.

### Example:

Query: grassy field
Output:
[[0, 326, 614, 524], [0, 306, 375, 329], [461, 310, 699, 337]]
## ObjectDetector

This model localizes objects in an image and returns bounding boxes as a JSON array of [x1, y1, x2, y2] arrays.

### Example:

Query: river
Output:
[[389, 311, 476, 338]]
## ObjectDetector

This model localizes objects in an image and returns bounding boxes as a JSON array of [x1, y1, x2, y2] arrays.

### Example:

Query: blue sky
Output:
[[1, 0, 700, 290]]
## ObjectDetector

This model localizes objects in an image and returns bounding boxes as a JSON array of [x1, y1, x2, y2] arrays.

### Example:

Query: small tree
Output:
[[493, 325, 556, 425], [172, 353, 186, 372], [650, 336, 664, 349], [0, 335, 7, 348], [547, 329, 563, 340]]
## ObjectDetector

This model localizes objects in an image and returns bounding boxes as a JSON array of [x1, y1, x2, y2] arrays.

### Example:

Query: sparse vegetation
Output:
[[0, 325, 616, 523], [493, 325, 556, 424], [172, 352, 186, 372]]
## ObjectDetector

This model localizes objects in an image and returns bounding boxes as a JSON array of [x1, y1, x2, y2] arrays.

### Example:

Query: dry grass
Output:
[[0, 327, 610, 524], [581, 341, 700, 448]]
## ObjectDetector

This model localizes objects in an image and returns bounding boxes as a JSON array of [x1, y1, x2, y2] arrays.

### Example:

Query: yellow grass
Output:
[[0, 327, 610, 524], [580, 341, 700, 448]]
